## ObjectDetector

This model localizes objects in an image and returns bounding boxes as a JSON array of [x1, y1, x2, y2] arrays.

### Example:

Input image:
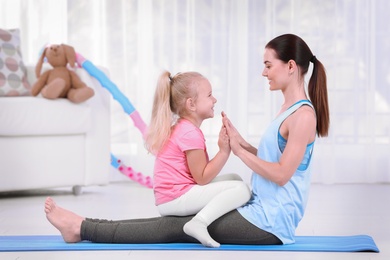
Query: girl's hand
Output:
[[218, 124, 231, 154], [222, 112, 244, 155]]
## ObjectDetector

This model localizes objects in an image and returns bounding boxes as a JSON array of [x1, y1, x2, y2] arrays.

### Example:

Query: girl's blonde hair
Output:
[[145, 70, 205, 154]]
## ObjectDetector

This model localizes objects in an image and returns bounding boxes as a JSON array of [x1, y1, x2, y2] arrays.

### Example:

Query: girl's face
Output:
[[193, 78, 217, 120], [262, 48, 290, 91]]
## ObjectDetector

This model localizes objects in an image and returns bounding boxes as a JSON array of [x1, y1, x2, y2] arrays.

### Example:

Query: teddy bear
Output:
[[31, 44, 94, 103]]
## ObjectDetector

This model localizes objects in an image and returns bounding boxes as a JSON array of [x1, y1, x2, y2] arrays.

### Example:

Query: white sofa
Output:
[[0, 65, 111, 195]]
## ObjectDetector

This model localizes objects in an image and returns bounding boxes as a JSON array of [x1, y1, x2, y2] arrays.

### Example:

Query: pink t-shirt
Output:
[[153, 119, 208, 205]]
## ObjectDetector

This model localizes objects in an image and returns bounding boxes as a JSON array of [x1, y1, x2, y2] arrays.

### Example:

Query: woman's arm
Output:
[[225, 108, 316, 186], [186, 125, 231, 185]]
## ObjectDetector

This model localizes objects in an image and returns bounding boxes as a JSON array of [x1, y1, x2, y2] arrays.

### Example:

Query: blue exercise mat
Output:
[[0, 235, 379, 252]]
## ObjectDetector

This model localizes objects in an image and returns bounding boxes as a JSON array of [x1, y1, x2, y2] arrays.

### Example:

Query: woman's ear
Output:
[[288, 59, 297, 74]]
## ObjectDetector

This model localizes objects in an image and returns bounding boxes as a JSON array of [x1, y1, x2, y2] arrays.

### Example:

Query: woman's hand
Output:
[[222, 111, 257, 156]]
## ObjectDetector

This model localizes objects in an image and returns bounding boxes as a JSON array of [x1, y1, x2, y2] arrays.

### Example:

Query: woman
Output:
[[44, 33, 329, 246]]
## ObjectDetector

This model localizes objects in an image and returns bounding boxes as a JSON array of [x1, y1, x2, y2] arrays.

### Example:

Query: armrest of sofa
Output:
[[26, 64, 112, 186], [75, 67, 112, 185]]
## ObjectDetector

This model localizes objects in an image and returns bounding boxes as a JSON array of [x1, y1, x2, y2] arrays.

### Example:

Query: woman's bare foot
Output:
[[44, 197, 84, 243]]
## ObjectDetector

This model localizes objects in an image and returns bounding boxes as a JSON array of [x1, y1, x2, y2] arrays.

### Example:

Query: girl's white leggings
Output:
[[157, 173, 251, 225]]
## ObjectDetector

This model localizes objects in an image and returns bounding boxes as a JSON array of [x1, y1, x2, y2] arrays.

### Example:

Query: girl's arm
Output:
[[186, 125, 231, 185]]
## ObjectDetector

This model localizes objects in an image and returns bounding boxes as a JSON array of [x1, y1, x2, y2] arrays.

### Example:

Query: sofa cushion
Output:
[[0, 97, 91, 136], [0, 28, 31, 96]]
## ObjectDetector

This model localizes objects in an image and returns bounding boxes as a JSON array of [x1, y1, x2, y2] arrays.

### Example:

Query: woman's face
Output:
[[261, 48, 290, 91]]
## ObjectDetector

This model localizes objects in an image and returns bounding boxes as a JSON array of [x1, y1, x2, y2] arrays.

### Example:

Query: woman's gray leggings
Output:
[[81, 209, 282, 245]]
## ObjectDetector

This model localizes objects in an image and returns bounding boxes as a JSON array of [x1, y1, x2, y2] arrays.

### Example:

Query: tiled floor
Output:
[[0, 181, 388, 260]]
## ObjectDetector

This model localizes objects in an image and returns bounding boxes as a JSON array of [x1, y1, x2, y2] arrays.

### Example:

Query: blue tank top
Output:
[[238, 100, 315, 244]]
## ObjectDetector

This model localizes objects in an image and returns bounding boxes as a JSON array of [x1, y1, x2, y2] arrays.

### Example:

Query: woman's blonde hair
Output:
[[145, 70, 205, 154]]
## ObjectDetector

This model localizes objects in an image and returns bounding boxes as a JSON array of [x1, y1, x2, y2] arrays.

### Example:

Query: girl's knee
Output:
[[226, 173, 243, 181], [237, 182, 251, 201], [213, 173, 243, 182]]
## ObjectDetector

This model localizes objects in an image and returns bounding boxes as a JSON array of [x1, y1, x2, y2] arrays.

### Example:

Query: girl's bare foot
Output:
[[44, 197, 84, 243]]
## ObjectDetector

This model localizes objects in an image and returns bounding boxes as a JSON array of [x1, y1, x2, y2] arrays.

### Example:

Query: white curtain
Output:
[[1, 0, 389, 184]]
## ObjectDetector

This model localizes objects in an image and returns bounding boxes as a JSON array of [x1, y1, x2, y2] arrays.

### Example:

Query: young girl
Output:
[[144, 71, 251, 247]]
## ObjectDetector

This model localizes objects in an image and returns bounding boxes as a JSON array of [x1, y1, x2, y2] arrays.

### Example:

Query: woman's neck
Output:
[[280, 81, 308, 112]]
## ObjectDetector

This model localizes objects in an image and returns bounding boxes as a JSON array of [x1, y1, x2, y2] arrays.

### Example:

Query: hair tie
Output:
[[310, 55, 316, 63], [168, 75, 173, 81]]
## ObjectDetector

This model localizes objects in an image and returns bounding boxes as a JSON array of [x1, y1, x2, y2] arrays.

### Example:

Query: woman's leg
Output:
[[45, 197, 281, 245], [44, 197, 196, 244], [44, 197, 85, 243], [82, 210, 281, 245], [208, 210, 282, 245], [81, 216, 196, 243]]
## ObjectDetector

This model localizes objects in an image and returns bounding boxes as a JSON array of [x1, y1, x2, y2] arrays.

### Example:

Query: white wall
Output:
[[1, 0, 389, 184]]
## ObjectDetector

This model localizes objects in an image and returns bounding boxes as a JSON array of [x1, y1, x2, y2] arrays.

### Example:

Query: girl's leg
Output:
[[158, 180, 250, 247], [158, 180, 250, 217], [183, 181, 251, 247], [210, 173, 243, 182]]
